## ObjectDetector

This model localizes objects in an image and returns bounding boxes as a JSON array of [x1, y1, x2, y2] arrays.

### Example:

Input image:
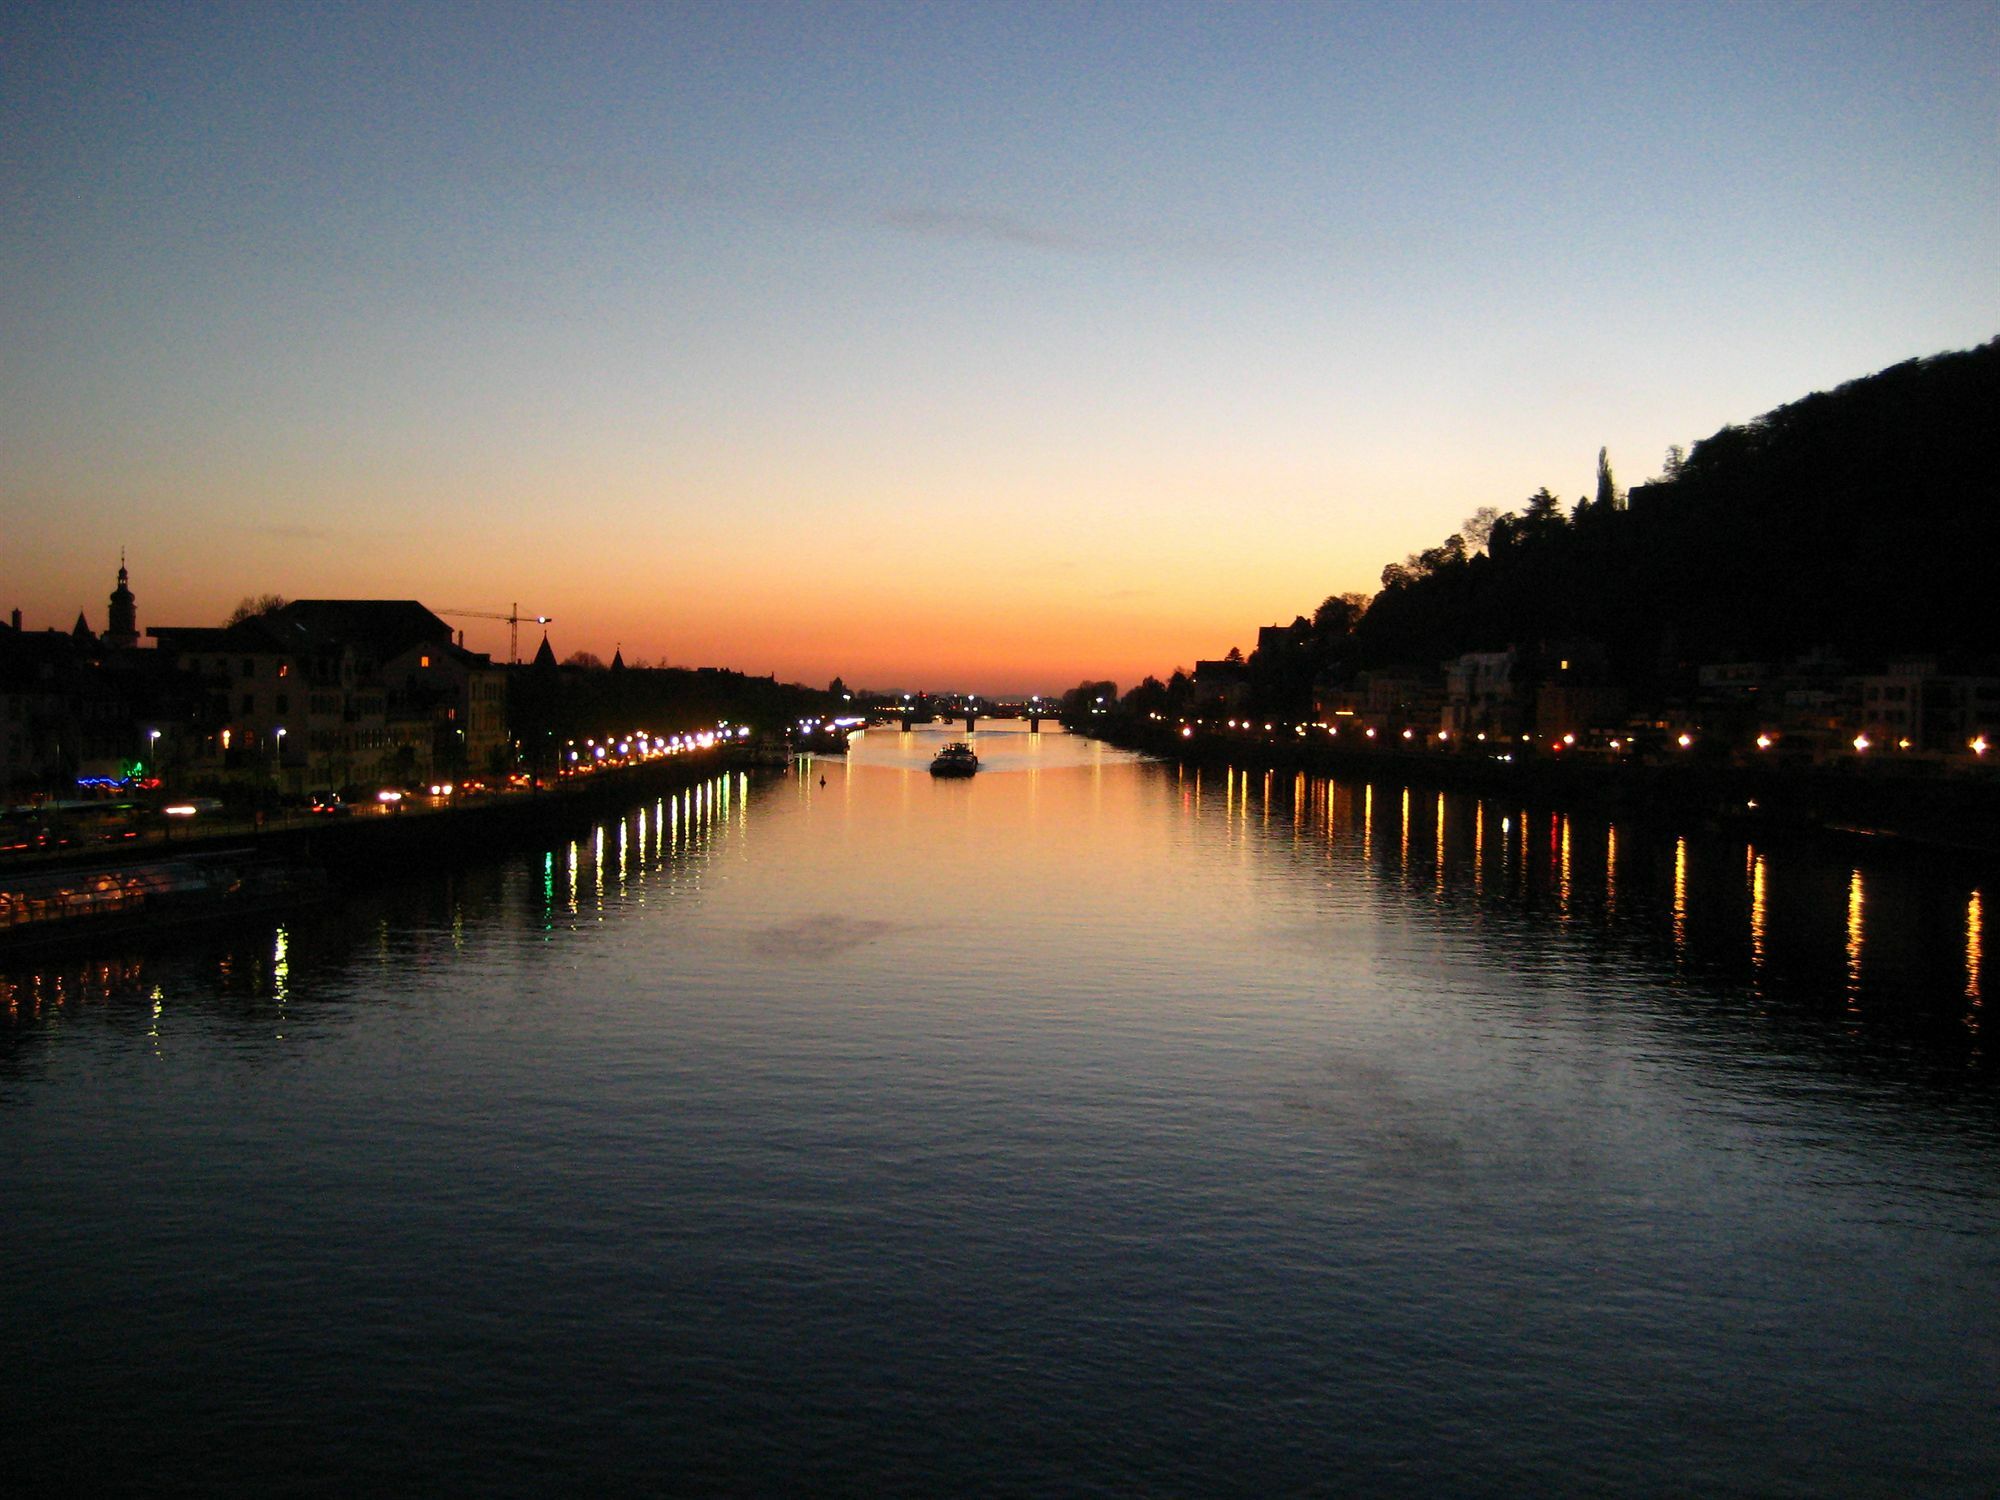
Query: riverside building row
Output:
[[2, 563, 507, 797], [1191, 639, 1999, 764]]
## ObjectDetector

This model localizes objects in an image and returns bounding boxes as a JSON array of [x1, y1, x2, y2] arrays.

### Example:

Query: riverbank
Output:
[[282, 755, 752, 880], [1081, 716, 2000, 867], [4, 752, 747, 885], [2, 753, 756, 959]]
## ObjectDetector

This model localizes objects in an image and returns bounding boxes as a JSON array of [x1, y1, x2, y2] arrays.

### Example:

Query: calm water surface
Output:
[[5, 724, 1996, 1496]]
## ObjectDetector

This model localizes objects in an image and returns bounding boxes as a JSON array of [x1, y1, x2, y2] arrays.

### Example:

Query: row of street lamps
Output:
[[1164, 715, 1992, 760]]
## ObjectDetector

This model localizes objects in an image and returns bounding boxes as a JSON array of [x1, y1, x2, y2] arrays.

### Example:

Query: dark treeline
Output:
[[1123, 337, 1997, 720]]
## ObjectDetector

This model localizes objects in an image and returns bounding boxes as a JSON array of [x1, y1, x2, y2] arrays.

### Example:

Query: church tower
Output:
[[105, 552, 138, 650]]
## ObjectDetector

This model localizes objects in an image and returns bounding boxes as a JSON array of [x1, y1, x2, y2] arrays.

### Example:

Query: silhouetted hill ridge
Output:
[[1349, 336, 1999, 685]]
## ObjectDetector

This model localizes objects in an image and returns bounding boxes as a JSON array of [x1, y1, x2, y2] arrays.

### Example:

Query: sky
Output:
[[4, 1, 1995, 695]]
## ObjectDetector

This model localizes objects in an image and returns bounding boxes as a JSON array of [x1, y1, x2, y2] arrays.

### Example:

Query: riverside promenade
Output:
[[1083, 716, 2000, 865], [3, 748, 761, 886]]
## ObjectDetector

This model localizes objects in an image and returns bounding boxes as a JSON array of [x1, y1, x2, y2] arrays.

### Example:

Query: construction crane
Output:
[[439, 603, 553, 665]]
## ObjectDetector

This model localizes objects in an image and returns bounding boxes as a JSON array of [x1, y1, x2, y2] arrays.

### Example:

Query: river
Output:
[[4, 722, 1996, 1496]]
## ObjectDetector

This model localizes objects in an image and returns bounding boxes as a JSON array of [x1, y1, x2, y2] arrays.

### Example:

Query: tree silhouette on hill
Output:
[[1346, 337, 1998, 690]]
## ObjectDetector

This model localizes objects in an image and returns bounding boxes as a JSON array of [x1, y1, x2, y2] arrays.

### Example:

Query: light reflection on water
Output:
[[1750, 849, 1769, 973], [1971, 889, 1985, 1013], [1672, 834, 1690, 956], [2, 723, 1997, 1497], [1848, 868, 1867, 1010]]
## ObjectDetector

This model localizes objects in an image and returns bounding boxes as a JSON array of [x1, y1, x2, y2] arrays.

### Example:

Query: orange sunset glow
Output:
[[7, 6, 1994, 694]]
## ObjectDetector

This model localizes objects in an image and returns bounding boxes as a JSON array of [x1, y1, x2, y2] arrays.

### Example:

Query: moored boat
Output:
[[728, 735, 798, 769], [0, 849, 328, 958]]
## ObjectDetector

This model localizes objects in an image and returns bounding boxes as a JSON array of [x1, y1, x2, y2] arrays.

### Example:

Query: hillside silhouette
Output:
[[1339, 338, 1997, 696]]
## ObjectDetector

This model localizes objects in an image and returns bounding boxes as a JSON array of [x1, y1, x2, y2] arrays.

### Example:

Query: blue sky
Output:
[[5, 1, 1994, 691]]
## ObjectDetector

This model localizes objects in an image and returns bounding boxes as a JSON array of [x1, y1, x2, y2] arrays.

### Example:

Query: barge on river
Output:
[[929, 742, 980, 777]]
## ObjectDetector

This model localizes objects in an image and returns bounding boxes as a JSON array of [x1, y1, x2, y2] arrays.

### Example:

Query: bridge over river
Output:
[[888, 697, 1055, 733]]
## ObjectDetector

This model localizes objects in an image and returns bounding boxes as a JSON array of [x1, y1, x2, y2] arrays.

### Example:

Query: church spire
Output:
[[106, 551, 138, 650]]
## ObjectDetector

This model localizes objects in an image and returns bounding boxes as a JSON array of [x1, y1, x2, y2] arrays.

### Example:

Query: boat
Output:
[[727, 735, 799, 770], [0, 849, 328, 958], [928, 742, 979, 777]]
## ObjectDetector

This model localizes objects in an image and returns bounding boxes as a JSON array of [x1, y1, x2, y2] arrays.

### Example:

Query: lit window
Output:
[[420, 655, 430, 668]]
